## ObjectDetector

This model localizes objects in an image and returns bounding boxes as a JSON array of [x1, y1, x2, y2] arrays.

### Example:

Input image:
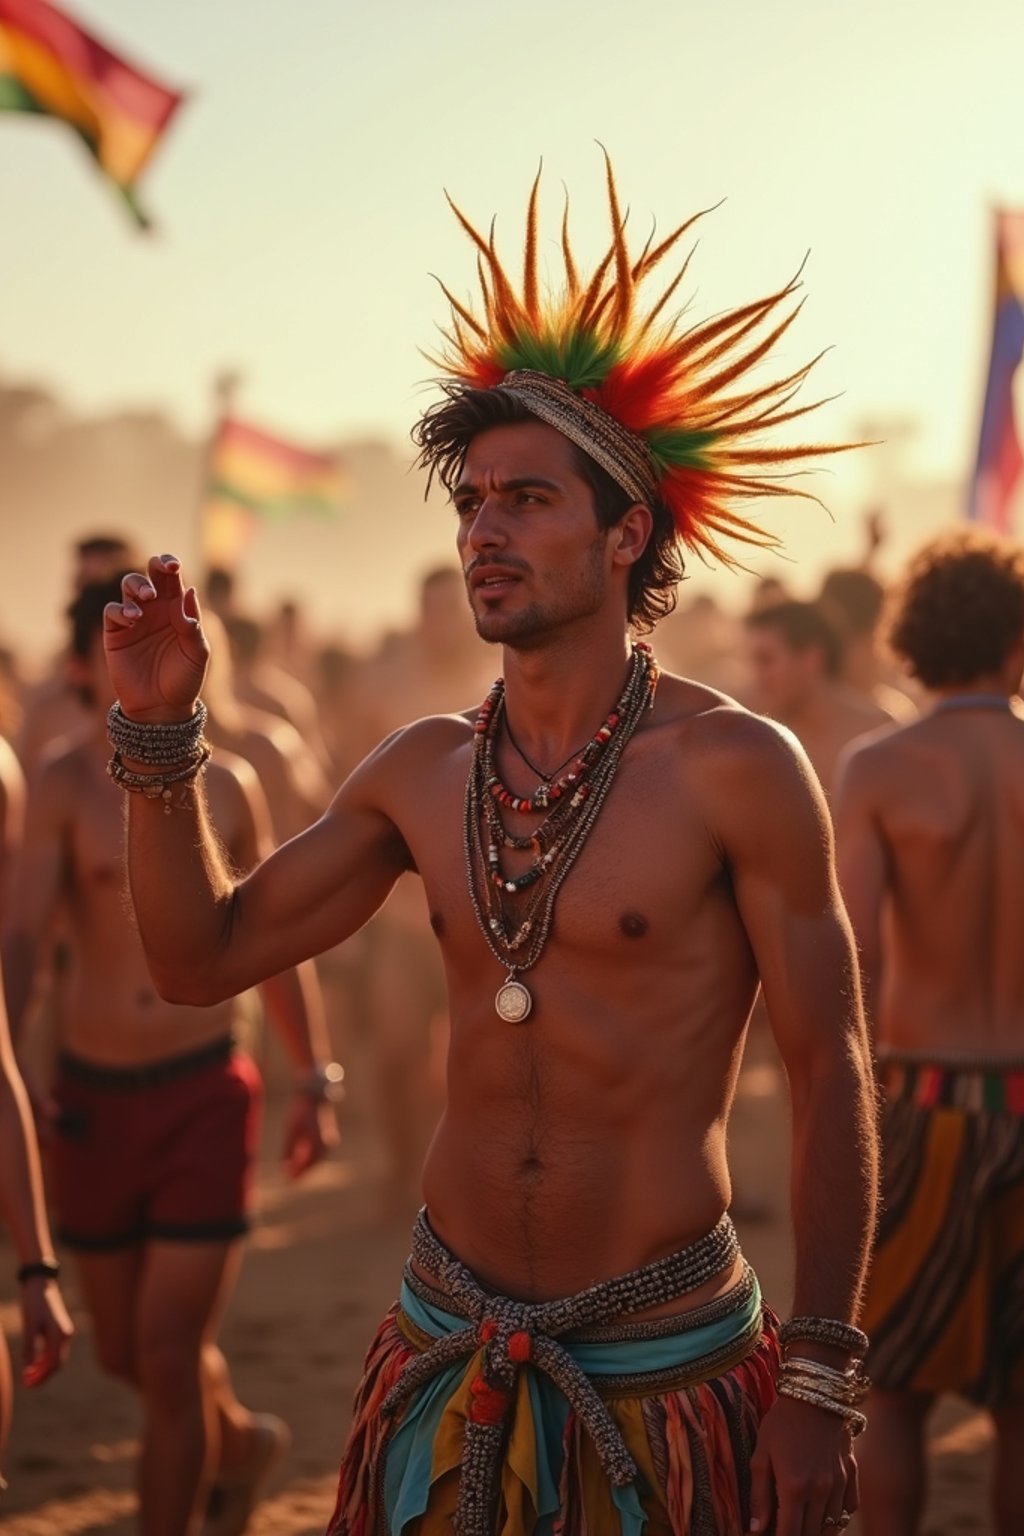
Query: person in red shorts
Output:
[[3, 575, 342, 1536]]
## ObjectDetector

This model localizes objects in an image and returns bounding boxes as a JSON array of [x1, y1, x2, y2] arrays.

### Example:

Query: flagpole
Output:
[[193, 368, 241, 582]]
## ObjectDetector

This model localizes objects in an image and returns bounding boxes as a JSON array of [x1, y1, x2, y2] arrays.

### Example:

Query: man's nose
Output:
[[465, 495, 508, 552]]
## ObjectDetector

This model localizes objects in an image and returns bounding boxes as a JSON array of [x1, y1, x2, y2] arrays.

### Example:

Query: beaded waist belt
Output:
[[380, 1209, 744, 1536]]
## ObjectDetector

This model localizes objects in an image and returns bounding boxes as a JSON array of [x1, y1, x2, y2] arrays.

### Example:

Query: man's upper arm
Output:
[[704, 714, 863, 1083], [207, 728, 418, 996]]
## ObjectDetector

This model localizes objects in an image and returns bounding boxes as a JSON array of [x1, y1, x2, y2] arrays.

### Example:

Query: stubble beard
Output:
[[469, 536, 608, 650]]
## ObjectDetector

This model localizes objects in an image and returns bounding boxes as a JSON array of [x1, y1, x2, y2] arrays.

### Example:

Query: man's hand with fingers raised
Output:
[[103, 554, 209, 723]]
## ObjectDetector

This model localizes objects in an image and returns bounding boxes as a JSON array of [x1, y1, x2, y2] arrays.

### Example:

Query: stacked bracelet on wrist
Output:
[[776, 1315, 870, 1436], [107, 700, 208, 763], [779, 1315, 869, 1359], [106, 701, 212, 814], [776, 1355, 869, 1436]]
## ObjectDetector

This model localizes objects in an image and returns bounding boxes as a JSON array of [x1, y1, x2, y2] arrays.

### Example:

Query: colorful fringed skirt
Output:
[[863, 1057, 1024, 1403], [327, 1211, 779, 1536]]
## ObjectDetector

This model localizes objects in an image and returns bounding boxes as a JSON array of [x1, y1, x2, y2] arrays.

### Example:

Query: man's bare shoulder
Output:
[[368, 709, 475, 768], [658, 673, 803, 764]]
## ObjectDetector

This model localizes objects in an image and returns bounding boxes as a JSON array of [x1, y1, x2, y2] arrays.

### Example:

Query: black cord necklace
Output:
[[503, 715, 590, 785]]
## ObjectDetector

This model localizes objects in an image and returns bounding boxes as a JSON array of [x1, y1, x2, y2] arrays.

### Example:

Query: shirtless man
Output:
[[102, 169, 877, 1536], [3, 576, 339, 1536], [836, 529, 1024, 1536], [818, 568, 918, 724], [745, 600, 893, 799]]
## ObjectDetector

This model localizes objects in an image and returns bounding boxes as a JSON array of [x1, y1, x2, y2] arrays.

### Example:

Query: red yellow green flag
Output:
[[0, 0, 183, 226], [201, 417, 346, 571]]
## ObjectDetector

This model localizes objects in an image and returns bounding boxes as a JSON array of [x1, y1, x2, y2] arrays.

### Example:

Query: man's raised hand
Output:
[[103, 555, 210, 722]]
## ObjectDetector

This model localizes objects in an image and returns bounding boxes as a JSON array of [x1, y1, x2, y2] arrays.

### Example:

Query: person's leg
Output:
[[72, 1247, 145, 1384], [992, 1399, 1024, 1536], [858, 1388, 933, 1536], [202, 1342, 256, 1471], [133, 1240, 242, 1536]]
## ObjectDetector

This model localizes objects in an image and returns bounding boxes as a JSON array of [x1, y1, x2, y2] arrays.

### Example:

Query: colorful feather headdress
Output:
[[427, 154, 850, 567]]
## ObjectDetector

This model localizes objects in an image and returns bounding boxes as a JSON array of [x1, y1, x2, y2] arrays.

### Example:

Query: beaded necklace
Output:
[[464, 644, 659, 1021]]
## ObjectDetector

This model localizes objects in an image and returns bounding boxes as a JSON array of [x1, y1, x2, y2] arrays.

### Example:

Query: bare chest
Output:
[[399, 744, 735, 983]]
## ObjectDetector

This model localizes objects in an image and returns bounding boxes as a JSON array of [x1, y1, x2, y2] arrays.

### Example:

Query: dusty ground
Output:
[[0, 1031, 992, 1535]]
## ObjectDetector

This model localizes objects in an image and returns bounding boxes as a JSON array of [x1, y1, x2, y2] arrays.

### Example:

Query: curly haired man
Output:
[[837, 528, 1024, 1536]]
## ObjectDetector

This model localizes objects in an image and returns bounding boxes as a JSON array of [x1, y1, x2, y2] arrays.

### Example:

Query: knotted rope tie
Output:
[[378, 1211, 740, 1536]]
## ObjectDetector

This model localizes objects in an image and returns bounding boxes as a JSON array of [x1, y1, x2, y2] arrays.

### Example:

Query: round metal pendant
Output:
[[495, 978, 533, 1023]]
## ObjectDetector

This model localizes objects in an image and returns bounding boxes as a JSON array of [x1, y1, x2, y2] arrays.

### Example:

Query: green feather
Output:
[[496, 327, 621, 389], [645, 425, 718, 471]]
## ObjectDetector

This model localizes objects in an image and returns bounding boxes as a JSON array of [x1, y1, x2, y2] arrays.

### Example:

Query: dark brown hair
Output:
[[888, 529, 1024, 688], [746, 600, 843, 679], [68, 573, 131, 659], [819, 568, 886, 638], [412, 386, 684, 634]]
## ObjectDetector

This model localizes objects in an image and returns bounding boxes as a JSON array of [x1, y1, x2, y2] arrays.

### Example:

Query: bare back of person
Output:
[[845, 706, 1024, 1062]]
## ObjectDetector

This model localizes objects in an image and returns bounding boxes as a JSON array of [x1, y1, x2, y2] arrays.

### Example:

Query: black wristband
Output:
[[17, 1259, 60, 1285]]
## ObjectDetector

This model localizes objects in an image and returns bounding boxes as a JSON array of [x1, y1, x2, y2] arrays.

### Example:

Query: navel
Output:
[[619, 911, 650, 939]]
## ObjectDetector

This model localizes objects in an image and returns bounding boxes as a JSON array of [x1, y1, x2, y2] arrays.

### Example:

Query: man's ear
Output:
[[610, 504, 654, 569]]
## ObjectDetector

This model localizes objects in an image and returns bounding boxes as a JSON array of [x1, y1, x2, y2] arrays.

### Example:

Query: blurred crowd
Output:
[[0, 513, 925, 1184]]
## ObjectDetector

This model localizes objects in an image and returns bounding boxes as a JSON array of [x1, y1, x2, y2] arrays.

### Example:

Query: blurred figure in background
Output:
[[3, 576, 339, 1536], [654, 592, 748, 696], [353, 566, 491, 1210], [745, 599, 891, 798], [837, 529, 1024, 1536], [17, 533, 143, 772], [313, 643, 364, 784], [746, 573, 791, 614], [203, 567, 236, 624], [0, 955, 73, 1492], [819, 567, 918, 722], [223, 614, 331, 773], [267, 598, 317, 686], [202, 611, 332, 846]]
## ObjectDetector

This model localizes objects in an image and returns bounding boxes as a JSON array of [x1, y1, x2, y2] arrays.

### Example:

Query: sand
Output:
[[0, 1039, 992, 1535]]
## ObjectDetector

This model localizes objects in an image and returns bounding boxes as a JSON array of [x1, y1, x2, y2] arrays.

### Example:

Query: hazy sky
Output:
[[3, 0, 1021, 464], [1, 0, 1022, 652]]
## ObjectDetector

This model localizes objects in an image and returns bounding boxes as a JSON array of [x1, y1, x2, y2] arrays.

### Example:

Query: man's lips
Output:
[[470, 566, 523, 595]]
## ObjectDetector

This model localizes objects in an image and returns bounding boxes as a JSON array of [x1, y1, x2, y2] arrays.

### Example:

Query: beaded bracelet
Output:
[[779, 1356, 869, 1406], [107, 746, 211, 814], [779, 1316, 869, 1359], [776, 1379, 868, 1436], [107, 700, 208, 766]]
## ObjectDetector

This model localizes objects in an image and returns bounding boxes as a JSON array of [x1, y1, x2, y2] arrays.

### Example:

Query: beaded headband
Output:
[[426, 153, 852, 567], [496, 369, 659, 507]]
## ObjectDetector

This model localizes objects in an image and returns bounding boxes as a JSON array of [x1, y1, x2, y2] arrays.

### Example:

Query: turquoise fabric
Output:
[[384, 1275, 763, 1535]]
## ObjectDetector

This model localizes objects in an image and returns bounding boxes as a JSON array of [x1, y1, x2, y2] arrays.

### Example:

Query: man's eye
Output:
[[515, 491, 543, 505], [454, 501, 477, 518]]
